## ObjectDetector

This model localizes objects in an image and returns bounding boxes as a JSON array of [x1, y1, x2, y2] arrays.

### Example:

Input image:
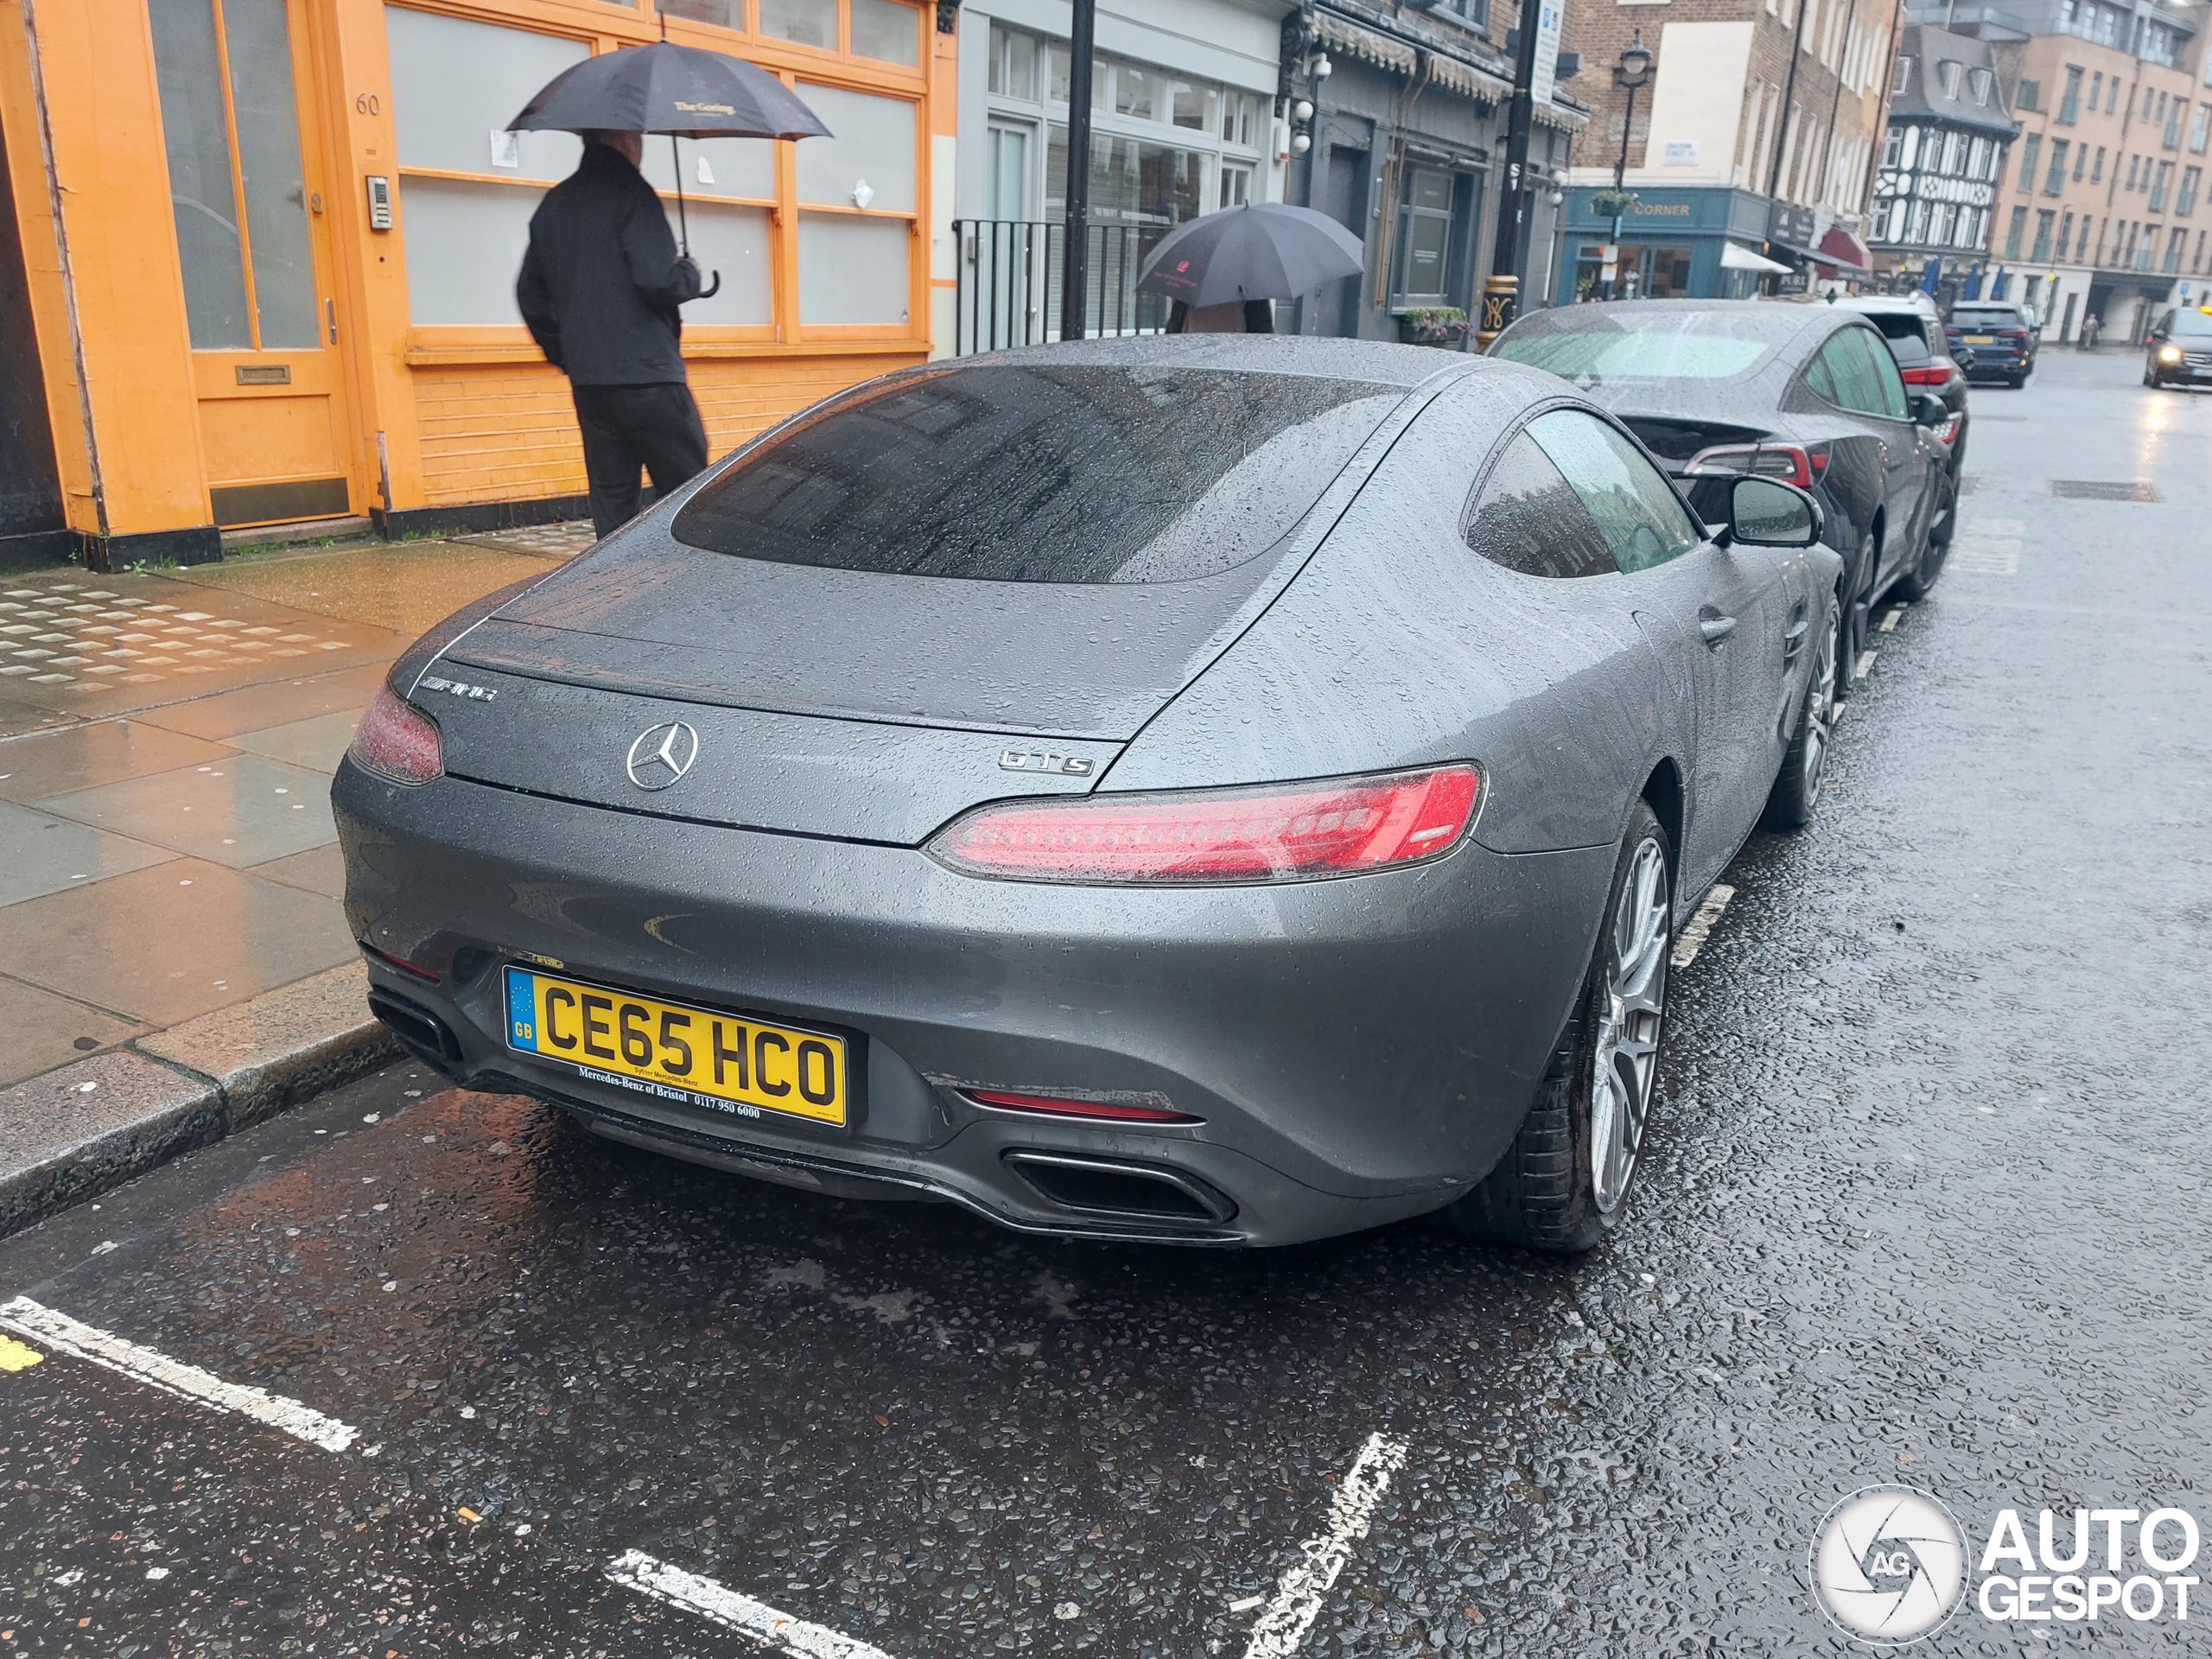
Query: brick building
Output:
[[1934, 0, 2210, 346], [1560, 0, 1904, 302]]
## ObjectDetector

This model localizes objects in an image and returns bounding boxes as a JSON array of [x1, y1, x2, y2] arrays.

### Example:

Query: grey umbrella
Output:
[[1136, 204, 1365, 308], [509, 38, 830, 280]]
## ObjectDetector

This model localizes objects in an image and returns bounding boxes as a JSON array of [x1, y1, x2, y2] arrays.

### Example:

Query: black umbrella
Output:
[[509, 36, 831, 287], [1136, 204, 1365, 308]]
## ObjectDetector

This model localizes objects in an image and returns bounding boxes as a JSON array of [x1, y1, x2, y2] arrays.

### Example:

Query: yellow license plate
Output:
[[503, 967, 848, 1126], [1964, 334, 1995, 344]]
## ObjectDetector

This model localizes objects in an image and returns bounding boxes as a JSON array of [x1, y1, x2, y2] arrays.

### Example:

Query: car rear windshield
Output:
[[1950, 308, 2024, 327], [1490, 313, 1779, 384], [669, 365, 1403, 584], [1862, 314, 1928, 342]]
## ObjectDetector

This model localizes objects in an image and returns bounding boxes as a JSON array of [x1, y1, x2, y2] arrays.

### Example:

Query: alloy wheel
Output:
[[1590, 837, 1670, 1212], [1802, 605, 1840, 795]]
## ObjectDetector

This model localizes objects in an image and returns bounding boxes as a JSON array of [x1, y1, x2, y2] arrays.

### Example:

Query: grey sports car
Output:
[[334, 335, 1839, 1250]]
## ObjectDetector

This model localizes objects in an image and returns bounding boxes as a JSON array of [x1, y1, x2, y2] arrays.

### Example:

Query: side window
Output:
[[1856, 328, 1910, 419], [1814, 331, 1891, 418], [1525, 409, 1703, 575], [1463, 434, 1618, 579]]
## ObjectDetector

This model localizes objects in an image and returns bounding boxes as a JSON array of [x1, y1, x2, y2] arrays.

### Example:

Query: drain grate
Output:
[[2051, 480, 2162, 501]]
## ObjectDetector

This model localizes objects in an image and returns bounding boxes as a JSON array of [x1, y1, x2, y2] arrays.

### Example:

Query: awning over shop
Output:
[[1313, 11, 1417, 77], [1769, 238, 1869, 276], [1721, 241, 1792, 273], [1817, 226, 1872, 274]]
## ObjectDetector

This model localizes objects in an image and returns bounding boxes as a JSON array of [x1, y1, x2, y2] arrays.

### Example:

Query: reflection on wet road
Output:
[[2, 353, 2209, 1655]]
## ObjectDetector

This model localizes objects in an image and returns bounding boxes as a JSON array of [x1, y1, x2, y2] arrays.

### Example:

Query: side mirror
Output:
[[1728, 475, 1823, 549], [1912, 391, 1948, 427]]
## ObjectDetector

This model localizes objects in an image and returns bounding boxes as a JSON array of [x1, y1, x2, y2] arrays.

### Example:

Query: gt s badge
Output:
[[1001, 750, 1093, 776], [418, 675, 497, 702]]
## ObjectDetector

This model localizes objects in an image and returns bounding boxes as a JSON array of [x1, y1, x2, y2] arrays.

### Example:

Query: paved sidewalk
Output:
[[0, 528, 588, 1089]]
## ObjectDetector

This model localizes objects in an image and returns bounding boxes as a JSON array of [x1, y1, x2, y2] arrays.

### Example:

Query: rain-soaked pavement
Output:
[[2, 351, 2209, 1656]]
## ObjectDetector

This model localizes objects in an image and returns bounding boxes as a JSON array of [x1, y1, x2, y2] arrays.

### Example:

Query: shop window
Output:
[[149, 0, 318, 350], [1222, 90, 1263, 148], [659, 0, 744, 30], [1220, 163, 1254, 210], [797, 84, 917, 210], [760, 0, 836, 49], [988, 23, 1038, 99], [798, 215, 910, 322], [851, 0, 919, 65]]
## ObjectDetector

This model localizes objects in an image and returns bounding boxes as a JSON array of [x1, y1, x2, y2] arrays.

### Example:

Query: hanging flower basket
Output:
[[1398, 307, 1471, 346], [1589, 188, 1637, 219]]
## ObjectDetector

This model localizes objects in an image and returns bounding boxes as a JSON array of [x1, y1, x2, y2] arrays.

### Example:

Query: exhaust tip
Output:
[[366, 988, 464, 1065], [1002, 1151, 1236, 1225]]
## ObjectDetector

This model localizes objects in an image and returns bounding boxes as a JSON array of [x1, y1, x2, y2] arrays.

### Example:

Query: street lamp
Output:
[[1606, 31, 1653, 301]]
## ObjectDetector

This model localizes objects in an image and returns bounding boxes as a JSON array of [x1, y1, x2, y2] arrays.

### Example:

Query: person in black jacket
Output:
[[518, 130, 709, 538]]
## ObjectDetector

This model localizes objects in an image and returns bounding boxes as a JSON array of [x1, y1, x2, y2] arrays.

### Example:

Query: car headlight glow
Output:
[[2158, 345, 2183, 363]]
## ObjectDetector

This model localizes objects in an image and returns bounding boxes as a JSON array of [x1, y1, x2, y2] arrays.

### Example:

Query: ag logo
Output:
[[1810, 1486, 1967, 1644]]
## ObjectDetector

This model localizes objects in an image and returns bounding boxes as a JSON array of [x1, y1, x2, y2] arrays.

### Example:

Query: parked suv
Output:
[[2142, 303, 2212, 390], [1945, 301, 2038, 387], [1835, 295, 1971, 474]]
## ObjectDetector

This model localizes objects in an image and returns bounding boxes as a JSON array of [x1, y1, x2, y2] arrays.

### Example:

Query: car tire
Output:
[[1923, 466, 1958, 552], [1435, 801, 1672, 1254], [1760, 589, 1841, 832]]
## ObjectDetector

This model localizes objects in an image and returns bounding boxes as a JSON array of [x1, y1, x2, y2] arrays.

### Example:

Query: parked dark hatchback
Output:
[[1489, 299, 1953, 688], [1944, 300, 2037, 386]]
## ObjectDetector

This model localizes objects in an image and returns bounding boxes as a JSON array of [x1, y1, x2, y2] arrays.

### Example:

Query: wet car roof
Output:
[[963, 331, 1493, 388]]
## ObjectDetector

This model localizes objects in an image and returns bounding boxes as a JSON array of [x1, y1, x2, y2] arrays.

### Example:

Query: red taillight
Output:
[[967, 1089, 1201, 1125], [1897, 365, 1949, 385], [362, 943, 440, 983], [1937, 414, 1963, 444], [927, 765, 1482, 886], [1684, 442, 1818, 489], [1999, 327, 2031, 340], [348, 683, 442, 785]]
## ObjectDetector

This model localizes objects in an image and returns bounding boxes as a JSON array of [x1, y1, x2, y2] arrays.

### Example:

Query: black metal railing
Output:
[[951, 219, 1177, 355]]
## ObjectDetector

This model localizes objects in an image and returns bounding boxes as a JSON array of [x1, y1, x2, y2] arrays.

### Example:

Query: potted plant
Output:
[[1589, 187, 1637, 220], [1398, 307, 1471, 346]]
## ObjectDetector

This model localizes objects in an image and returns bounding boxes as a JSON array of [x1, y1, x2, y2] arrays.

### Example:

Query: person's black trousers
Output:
[[570, 381, 709, 538]]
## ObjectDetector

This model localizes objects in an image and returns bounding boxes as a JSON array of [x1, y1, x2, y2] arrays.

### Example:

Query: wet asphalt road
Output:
[[3, 348, 2209, 1657]]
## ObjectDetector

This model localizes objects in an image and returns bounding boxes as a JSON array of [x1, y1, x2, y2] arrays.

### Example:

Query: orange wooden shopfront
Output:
[[0, 0, 954, 563]]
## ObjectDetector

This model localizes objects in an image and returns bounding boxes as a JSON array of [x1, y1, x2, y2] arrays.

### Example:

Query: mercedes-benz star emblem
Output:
[[625, 721, 699, 791]]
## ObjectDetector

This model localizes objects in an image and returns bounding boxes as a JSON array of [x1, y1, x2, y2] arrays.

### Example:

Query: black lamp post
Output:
[[1605, 31, 1653, 301]]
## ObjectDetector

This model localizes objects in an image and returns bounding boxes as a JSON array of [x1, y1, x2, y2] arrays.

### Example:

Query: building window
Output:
[[2093, 146, 2106, 182], [1937, 60, 1964, 99], [2018, 132, 2041, 191], [1970, 67, 1994, 107], [2166, 226, 2188, 271], [1892, 56, 1913, 96], [2045, 139, 2069, 193], [2194, 105, 2210, 154], [2073, 143, 2088, 181], [2004, 204, 2026, 258], [2031, 208, 2055, 261], [1391, 168, 1458, 307], [2076, 216, 2092, 260], [2126, 154, 2139, 189], [2107, 76, 2120, 113], [1883, 126, 1904, 168], [1431, 0, 1491, 29], [2151, 160, 2172, 212], [2164, 100, 2183, 150], [2017, 79, 2039, 112], [1971, 135, 1994, 179], [2182, 166, 2202, 216], [2058, 210, 2074, 257], [2089, 70, 2102, 108], [2058, 66, 2082, 124]]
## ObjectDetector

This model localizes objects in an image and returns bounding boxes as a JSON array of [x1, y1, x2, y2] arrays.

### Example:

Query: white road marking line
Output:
[[1878, 607, 1904, 632], [0, 1297, 357, 1453], [1855, 649, 1878, 678], [1670, 883, 1737, 969], [1240, 1432, 1409, 1659], [603, 1549, 894, 1658]]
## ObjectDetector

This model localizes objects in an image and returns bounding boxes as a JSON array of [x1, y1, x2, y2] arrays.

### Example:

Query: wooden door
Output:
[[151, 0, 354, 527]]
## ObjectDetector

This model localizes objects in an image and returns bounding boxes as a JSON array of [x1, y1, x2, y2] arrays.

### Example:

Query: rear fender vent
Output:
[[1003, 1152, 1236, 1224]]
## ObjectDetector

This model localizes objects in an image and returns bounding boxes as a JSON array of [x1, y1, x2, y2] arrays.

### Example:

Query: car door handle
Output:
[[1699, 611, 1737, 646]]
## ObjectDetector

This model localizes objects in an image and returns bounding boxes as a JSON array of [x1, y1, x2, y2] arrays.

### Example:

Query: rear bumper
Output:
[[334, 762, 1616, 1247]]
